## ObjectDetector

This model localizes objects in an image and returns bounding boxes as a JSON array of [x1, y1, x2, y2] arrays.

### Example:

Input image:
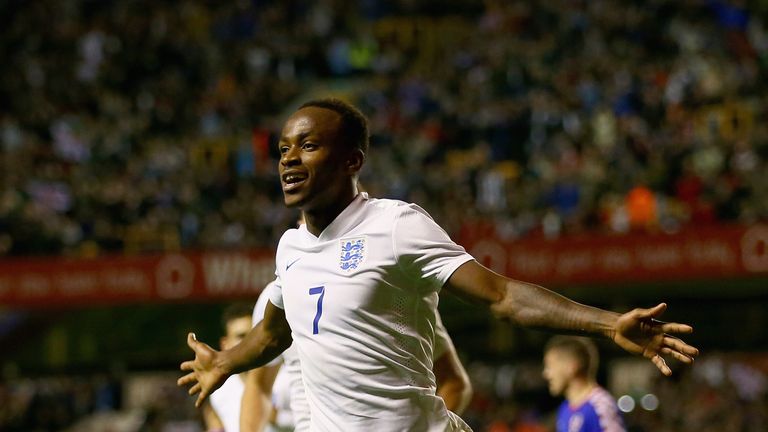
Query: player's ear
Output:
[[567, 360, 580, 377], [346, 149, 365, 174]]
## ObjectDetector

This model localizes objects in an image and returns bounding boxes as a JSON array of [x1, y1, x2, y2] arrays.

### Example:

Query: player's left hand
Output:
[[612, 303, 699, 376], [177, 332, 229, 407]]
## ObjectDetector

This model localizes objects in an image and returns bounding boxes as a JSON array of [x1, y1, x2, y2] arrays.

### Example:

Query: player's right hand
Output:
[[178, 332, 228, 407]]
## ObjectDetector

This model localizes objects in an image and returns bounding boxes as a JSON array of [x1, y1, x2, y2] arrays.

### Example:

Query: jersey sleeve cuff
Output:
[[436, 255, 475, 291]]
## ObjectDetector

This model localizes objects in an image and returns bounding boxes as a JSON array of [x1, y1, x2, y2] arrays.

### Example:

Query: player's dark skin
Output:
[[179, 103, 700, 407], [277, 106, 363, 238]]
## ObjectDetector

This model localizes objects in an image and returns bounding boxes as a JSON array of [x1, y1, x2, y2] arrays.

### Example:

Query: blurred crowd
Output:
[[2, 0, 768, 257], [0, 371, 201, 432], [0, 373, 122, 431], [1, 354, 764, 431], [625, 354, 768, 432]]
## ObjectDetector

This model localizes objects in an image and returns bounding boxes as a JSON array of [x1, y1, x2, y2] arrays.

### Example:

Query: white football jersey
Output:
[[285, 309, 459, 432], [270, 347, 297, 430], [269, 193, 474, 431], [210, 374, 245, 432], [283, 346, 310, 432]]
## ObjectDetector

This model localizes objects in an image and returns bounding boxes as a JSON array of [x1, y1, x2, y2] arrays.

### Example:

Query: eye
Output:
[[279, 145, 290, 154], [302, 142, 317, 151]]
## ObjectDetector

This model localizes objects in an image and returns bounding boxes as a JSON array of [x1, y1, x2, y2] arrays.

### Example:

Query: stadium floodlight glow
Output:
[[617, 395, 635, 413], [640, 393, 659, 411]]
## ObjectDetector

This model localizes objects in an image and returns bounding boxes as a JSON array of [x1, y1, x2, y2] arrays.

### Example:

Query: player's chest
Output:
[[279, 235, 399, 323]]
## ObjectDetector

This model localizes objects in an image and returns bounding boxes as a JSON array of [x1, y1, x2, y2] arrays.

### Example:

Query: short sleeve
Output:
[[433, 313, 453, 359], [268, 274, 285, 310], [393, 205, 474, 291], [252, 280, 278, 326]]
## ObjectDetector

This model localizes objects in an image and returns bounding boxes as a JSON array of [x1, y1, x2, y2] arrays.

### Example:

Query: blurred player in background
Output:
[[202, 302, 254, 432], [241, 280, 294, 432], [180, 99, 698, 431], [543, 336, 625, 432], [205, 293, 298, 432]]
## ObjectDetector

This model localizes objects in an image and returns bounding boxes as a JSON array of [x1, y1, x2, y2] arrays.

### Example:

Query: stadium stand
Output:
[[1, 0, 767, 430]]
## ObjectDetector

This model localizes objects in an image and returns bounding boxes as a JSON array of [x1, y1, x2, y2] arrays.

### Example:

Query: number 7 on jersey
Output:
[[309, 286, 325, 335]]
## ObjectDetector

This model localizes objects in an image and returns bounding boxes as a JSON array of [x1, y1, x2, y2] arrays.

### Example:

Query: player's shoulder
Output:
[[588, 386, 618, 406], [276, 227, 302, 256], [278, 227, 302, 243], [364, 196, 409, 212], [589, 386, 615, 401], [587, 386, 625, 429], [365, 196, 434, 221]]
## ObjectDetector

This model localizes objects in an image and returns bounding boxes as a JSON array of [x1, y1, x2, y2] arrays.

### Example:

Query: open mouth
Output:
[[282, 172, 308, 192]]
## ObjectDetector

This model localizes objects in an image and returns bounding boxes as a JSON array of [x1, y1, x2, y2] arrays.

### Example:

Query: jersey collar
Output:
[[300, 192, 368, 242]]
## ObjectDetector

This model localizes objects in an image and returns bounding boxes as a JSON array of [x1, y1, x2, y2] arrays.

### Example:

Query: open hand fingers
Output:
[[660, 347, 694, 364], [195, 387, 212, 408], [188, 383, 201, 396], [651, 354, 671, 376], [637, 303, 667, 320], [651, 334, 699, 372], [180, 360, 196, 372], [177, 372, 197, 387], [663, 335, 699, 358], [187, 332, 198, 349], [660, 322, 693, 334]]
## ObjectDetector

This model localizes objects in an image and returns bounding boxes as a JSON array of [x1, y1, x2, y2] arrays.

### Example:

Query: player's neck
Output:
[[565, 378, 596, 407], [303, 189, 358, 236]]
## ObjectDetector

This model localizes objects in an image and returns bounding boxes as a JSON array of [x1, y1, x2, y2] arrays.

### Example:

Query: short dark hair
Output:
[[299, 98, 369, 156], [545, 336, 599, 379], [221, 302, 253, 330]]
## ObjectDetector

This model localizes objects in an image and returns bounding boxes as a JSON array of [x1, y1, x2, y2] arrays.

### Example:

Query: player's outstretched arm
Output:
[[178, 302, 292, 407], [444, 260, 699, 376]]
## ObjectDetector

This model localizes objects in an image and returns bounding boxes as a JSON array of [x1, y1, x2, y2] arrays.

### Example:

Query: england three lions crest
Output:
[[340, 237, 366, 271]]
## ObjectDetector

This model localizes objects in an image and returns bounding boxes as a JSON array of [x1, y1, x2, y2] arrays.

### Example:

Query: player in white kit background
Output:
[[204, 296, 295, 432], [202, 303, 253, 432], [179, 99, 699, 431], [241, 280, 295, 432]]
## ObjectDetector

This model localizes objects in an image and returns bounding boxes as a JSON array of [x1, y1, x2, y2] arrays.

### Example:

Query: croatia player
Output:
[[179, 99, 698, 431], [543, 337, 625, 432]]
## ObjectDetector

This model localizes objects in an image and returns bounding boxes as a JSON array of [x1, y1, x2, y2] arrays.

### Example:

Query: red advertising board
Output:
[[0, 224, 767, 307], [0, 251, 276, 307], [461, 224, 768, 285]]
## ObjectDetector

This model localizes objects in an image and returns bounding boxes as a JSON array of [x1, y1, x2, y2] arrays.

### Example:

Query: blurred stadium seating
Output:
[[1, 0, 767, 430]]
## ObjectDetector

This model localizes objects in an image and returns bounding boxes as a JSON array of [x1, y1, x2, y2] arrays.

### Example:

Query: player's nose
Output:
[[280, 145, 301, 167]]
